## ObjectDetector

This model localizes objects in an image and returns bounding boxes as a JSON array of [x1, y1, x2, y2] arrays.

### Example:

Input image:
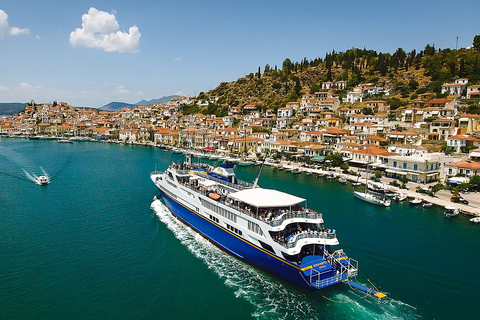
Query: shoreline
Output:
[[4, 135, 479, 217]]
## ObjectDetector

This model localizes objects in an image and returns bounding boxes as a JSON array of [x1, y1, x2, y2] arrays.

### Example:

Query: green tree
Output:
[[362, 107, 374, 115], [430, 183, 444, 196], [408, 79, 419, 91], [283, 58, 293, 73], [470, 175, 480, 186], [325, 152, 344, 167], [473, 35, 480, 50], [310, 83, 320, 94], [441, 142, 454, 155]]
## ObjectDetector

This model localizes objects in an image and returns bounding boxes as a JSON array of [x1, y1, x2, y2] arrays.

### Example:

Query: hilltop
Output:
[[192, 44, 480, 114]]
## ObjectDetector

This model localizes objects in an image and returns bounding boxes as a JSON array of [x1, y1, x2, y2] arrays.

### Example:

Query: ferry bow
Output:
[[151, 159, 385, 297]]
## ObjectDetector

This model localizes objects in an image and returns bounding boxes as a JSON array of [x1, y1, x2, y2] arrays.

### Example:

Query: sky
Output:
[[0, 0, 479, 108]]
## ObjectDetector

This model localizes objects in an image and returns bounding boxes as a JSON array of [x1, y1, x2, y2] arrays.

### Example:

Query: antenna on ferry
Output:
[[253, 152, 268, 188]]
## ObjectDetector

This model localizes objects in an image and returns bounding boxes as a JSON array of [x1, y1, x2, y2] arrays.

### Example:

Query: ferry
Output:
[[150, 158, 385, 297]]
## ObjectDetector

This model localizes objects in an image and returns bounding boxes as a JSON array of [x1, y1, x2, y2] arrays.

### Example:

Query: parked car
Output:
[[451, 196, 469, 205]]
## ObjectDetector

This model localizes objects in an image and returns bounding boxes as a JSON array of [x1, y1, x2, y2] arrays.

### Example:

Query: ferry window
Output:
[[258, 241, 274, 254]]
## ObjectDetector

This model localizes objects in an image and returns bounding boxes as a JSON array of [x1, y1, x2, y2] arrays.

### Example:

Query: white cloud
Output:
[[69, 7, 140, 53], [0, 10, 29, 39], [115, 84, 128, 94], [174, 57, 181, 61], [19, 82, 33, 89]]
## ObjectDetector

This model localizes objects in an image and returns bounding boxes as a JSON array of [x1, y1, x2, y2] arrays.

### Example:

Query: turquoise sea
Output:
[[0, 138, 479, 319]]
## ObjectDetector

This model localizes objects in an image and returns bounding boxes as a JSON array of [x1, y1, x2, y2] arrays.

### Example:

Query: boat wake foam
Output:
[[22, 167, 50, 185], [150, 198, 419, 320]]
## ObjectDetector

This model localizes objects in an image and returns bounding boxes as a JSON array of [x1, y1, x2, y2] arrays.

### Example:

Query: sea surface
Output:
[[0, 137, 479, 319]]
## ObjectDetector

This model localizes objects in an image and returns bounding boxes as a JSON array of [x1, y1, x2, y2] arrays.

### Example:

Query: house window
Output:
[[403, 163, 407, 169], [393, 161, 397, 168], [414, 164, 418, 171]]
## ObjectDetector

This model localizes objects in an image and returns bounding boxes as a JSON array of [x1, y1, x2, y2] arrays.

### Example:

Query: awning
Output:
[[385, 169, 407, 175], [229, 188, 305, 208], [199, 180, 216, 188], [312, 156, 325, 162]]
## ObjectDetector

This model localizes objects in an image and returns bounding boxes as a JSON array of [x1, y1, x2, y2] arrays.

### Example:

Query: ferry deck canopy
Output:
[[229, 188, 305, 208]]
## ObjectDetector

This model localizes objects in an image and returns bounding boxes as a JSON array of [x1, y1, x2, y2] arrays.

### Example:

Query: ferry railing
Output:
[[270, 211, 323, 227], [275, 231, 337, 249], [311, 274, 343, 289]]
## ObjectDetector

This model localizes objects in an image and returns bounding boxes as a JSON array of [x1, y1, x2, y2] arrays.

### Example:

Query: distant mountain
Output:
[[0, 103, 26, 115], [99, 101, 137, 111], [135, 95, 180, 106], [99, 96, 180, 111]]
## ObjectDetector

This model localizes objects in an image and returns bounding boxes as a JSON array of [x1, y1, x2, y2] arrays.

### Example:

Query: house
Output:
[[303, 144, 328, 157], [384, 152, 445, 183], [348, 146, 394, 168], [277, 107, 293, 118], [447, 134, 480, 153], [386, 131, 420, 145], [343, 91, 363, 104], [441, 78, 468, 96], [444, 160, 480, 179], [365, 100, 388, 113], [286, 102, 300, 111], [466, 85, 480, 99], [427, 98, 450, 109], [430, 119, 456, 140], [458, 114, 480, 135], [349, 122, 377, 135]]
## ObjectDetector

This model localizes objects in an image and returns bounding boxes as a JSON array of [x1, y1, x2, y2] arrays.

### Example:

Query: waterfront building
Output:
[[444, 160, 480, 179], [383, 152, 445, 183]]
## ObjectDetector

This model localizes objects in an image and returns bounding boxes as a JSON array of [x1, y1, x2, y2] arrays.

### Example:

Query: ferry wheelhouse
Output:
[[151, 159, 385, 296]]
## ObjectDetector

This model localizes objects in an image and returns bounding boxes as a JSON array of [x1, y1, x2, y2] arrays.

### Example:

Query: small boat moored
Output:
[[423, 202, 434, 208], [393, 193, 407, 202], [354, 191, 391, 207], [409, 198, 422, 206], [444, 206, 460, 218], [469, 217, 480, 223]]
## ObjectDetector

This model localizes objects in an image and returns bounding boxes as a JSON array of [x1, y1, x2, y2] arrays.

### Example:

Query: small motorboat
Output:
[[423, 202, 433, 208], [292, 168, 301, 174], [409, 198, 422, 206], [338, 177, 347, 184], [393, 193, 407, 202], [469, 217, 480, 223], [444, 206, 460, 218], [37, 175, 50, 185]]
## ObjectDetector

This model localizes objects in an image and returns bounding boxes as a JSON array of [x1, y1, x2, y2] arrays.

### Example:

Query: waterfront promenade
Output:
[[269, 160, 480, 217]]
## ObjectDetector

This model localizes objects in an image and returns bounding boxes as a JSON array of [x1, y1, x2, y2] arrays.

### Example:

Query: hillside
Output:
[[0, 103, 26, 115], [197, 45, 480, 113]]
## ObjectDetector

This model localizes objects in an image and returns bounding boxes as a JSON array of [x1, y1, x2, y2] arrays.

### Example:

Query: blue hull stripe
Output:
[[159, 190, 314, 289]]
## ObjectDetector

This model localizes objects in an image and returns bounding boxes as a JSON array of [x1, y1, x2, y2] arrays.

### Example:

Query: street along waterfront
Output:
[[0, 138, 478, 319]]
